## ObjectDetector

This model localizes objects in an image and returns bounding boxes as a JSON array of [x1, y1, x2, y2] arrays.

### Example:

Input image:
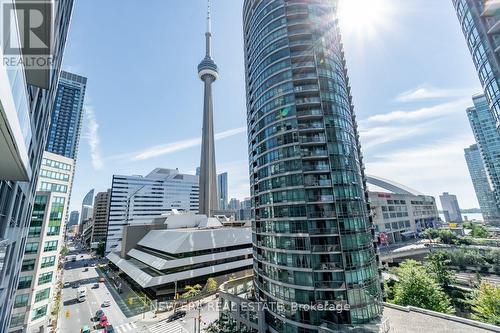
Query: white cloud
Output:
[[359, 122, 436, 150], [365, 134, 478, 208], [365, 99, 470, 123], [132, 127, 247, 161], [83, 106, 103, 170], [395, 85, 478, 102]]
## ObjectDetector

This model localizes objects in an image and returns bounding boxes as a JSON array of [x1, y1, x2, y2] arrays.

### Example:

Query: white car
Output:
[[102, 300, 111, 307]]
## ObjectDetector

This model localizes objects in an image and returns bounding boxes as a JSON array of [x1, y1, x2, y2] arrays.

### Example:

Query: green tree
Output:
[[60, 244, 69, 256], [181, 284, 202, 299], [470, 224, 489, 238], [436, 229, 456, 245], [392, 260, 454, 314], [426, 252, 455, 288], [469, 283, 500, 325], [205, 278, 218, 293], [96, 242, 105, 257]]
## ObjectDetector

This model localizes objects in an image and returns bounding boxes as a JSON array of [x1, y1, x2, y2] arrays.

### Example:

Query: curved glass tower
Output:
[[242, 0, 382, 331]]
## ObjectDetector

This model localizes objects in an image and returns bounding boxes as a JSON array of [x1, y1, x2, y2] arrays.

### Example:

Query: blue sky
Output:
[[63, 0, 483, 213]]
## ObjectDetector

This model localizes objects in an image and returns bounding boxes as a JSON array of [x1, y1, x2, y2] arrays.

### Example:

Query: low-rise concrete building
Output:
[[367, 175, 439, 244], [107, 212, 252, 300]]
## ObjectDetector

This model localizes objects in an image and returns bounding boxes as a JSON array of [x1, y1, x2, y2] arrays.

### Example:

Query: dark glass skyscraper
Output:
[[243, 1, 382, 331], [452, 0, 500, 126], [46, 71, 87, 159], [464, 144, 500, 225]]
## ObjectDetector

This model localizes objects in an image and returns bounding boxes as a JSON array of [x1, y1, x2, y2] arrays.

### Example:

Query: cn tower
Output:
[[197, 0, 219, 216]]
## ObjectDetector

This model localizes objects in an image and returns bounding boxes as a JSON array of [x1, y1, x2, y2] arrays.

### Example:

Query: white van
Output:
[[77, 287, 86, 302]]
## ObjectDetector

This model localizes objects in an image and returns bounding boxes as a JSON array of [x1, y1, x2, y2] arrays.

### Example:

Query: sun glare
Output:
[[338, 0, 395, 41]]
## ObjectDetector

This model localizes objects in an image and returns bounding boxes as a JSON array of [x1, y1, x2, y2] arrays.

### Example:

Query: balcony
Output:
[[300, 135, 326, 144], [296, 97, 321, 106], [314, 280, 346, 289], [304, 179, 332, 187], [311, 244, 341, 252], [313, 262, 343, 270], [301, 149, 328, 158], [308, 228, 339, 235], [293, 72, 318, 82], [294, 84, 319, 93]]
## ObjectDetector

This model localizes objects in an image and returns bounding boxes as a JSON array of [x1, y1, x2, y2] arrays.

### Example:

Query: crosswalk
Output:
[[114, 322, 138, 333], [147, 320, 186, 333]]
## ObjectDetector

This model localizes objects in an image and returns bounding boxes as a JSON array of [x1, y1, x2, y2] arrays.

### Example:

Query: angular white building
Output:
[[107, 212, 252, 299], [105, 168, 199, 253], [10, 152, 74, 332]]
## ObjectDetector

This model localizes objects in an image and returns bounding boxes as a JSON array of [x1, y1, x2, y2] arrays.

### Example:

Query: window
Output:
[[40, 256, 55, 268], [34, 288, 50, 303], [25, 242, 39, 254], [9, 313, 25, 328], [384, 223, 391, 230], [43, 240, 58, 252], [46, 226, 60, 236], [38, 272, 53, 285], [14, 293, 29, 308], [31, 304, 48, 321], [21, 259, 36, 272], [39, 182, 67, 193], [18, 275, 33, 289]]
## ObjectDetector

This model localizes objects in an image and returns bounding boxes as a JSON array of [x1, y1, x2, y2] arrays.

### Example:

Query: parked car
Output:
[[80, 325, 90, 333], [103, 325, 114, 333], [167, 310, 186, 322], [99, 315, 109, 328], [63, 282, 70, 288], [99, 277, 105, 283], [95, 309, 105, 321], [73, 282, 80, 289], [92, 283, 99, 289], [102, 300, 111, 307]]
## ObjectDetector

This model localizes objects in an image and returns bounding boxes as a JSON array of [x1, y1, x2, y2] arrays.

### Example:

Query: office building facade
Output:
[[10, 152, 74, 332], [243, 1, 382, 331], [367, 175, 439, 244], [46, 71, 87, 159], [217, 172, 228, 210], [467, 94, 500, 215], [67, 210, 79, 228], [91, 189, 111, 243], [464, 144, 500, 225], [439, 192, 463, 223], [105, 169, 199, 253], [453, 0, 500, 126], [0, 1, 75, 330]]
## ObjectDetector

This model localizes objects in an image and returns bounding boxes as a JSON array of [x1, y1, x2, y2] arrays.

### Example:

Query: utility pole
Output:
[[173, 280, 178, 312], [198, 303, 202, 333]]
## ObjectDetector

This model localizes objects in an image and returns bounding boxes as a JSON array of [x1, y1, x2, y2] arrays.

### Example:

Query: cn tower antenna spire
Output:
[[207, 0, 211, 34]]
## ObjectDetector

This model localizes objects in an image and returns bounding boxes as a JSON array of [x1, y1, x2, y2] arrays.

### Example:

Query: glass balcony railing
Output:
[[311, 244, 341, 252], [313, 262, 343, 270], [293, 72, 318, 80], [314, 280, 346, 289]]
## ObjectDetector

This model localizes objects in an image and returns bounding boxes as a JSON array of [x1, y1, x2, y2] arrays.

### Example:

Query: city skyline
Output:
[[64, 0, 482, 214]]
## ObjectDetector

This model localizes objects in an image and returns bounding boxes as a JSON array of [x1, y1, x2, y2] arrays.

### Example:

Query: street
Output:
[[58, 243, 141, 332], [58, 242, 220, 333]]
